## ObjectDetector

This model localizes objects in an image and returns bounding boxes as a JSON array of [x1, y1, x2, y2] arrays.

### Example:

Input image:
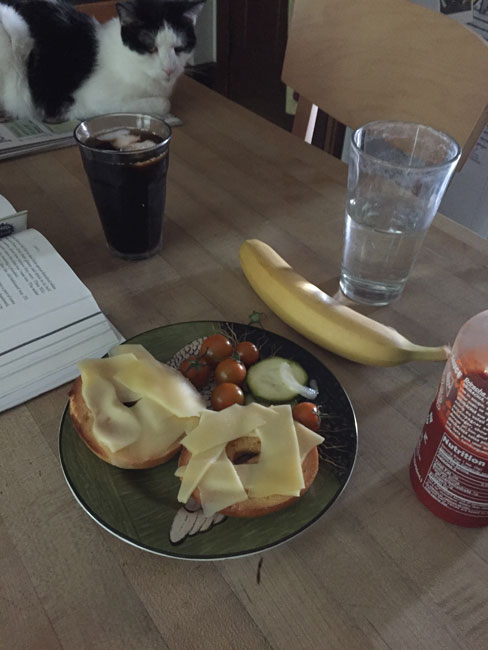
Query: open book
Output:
[[0, 205, 124, 411]]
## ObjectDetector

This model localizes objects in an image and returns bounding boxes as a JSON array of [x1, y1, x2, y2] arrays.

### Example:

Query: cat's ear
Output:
[[183, 1, 206, 25], [116, 1, 138, 27]]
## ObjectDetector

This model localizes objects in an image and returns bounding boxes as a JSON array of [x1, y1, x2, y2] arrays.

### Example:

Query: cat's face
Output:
[[116, 0, 205, 83]]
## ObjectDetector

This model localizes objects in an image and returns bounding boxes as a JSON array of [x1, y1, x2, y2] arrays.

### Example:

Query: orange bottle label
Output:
[[410, 358, 488, 527]]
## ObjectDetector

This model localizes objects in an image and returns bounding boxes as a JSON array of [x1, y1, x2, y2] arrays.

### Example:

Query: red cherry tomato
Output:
[[235, 341, 260, 366], [179, 355, 211, 389], [292, 402, 320, 432], [200, 334, 234, 366], [215, 358, 247, 385], [211, 382, 245, 411]]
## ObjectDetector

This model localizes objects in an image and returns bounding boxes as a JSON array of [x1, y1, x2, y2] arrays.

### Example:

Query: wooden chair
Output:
[[282, 0, 488, 167], [75, 1, 118, 23]]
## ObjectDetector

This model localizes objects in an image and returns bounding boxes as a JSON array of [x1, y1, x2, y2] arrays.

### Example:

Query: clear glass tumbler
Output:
[[340, 121, 460, 305], [74, 113, 172, 260]]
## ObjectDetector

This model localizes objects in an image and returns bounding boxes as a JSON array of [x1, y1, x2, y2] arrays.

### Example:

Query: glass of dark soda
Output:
[[74, 113, 172, 260]]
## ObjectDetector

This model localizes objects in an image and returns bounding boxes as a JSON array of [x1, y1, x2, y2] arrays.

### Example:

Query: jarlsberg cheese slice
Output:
[[182, 402, 270, 454], [78, 349, 205, 457], [244, 404, 304, 498], [294, 421, 325, 462], [197, 451, 248, 516], [110, 343, 206, 417], [79, 356, 142, 453], [109, 344, 157, 364], [177, 444, 224, 504], [177, 403, 324, 516]]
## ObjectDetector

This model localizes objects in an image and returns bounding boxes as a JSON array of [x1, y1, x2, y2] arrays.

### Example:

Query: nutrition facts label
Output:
[[445, 375, 488, 452], [412, 358, 488, 525], [422, 433, 488, 517]]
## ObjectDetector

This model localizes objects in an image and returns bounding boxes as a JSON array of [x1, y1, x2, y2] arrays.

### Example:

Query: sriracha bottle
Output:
[[410, 310, 488, 526]]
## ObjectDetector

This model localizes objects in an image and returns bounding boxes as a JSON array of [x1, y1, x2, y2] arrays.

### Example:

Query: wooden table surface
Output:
[[1, 76, 487, 650]]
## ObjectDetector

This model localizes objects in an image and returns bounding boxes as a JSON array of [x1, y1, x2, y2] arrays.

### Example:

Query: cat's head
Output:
[[116, 0, 206, 83]]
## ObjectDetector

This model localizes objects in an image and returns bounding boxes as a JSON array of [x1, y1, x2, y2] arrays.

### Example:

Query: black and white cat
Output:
[[0, 0, 206, 123]]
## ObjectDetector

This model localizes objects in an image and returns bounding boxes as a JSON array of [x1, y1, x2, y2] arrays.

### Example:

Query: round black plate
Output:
[[59, 321, 358, 560]]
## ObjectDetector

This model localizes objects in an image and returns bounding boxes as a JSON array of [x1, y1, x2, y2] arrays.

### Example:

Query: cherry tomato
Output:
[[211, 382, 245, 411], [179, 355, 211, 389], [235, 341, 260, 366], [215, 358, 247, 385], [200, 334, 234, 366], [292, 402, 320, 432]]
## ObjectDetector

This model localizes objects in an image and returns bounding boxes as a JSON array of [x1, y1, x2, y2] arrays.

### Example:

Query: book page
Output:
[[0, 229, 124, 411], [0, 194, 15, 217], [0, 229, 96, 350], [0, 193, 27, 235]]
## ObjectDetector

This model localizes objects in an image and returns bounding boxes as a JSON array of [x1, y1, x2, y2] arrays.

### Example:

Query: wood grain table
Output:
[[1, 76, 487, 650]]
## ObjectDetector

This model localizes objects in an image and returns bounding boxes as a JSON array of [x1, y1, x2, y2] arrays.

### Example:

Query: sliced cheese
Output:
[[129, 398, 190, 451], [78, 352, 200, 458], [178, 403, 317, 515], [174, 465, 185, 478], [114, 358, 205, 417], [197, 451, 248, 517], [183, 416, 201, 435], [80, 354, 142, 403], [81, 378, 141, 453], [246, 404, 304, 498], [182, 402, 270, 454], [177, 444, 225, 503], [111, 377, 143, 404], [79, 354, 138, 381], [294, 422, 324, 462], [79, 355, 142, 452], [234, 420, 323, 490], [234, 463, 254, 490], [109, 344, 156, 364]]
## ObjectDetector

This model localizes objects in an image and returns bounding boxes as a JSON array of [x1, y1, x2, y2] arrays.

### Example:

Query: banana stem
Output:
[[407, 344, 450, 362]]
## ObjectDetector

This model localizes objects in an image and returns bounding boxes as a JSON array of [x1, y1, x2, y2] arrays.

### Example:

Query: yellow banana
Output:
[[239, 239, 448, 366]]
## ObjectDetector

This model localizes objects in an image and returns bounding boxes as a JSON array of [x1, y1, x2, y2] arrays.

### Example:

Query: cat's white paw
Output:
[[43, 115, 68, 124], [163, 113, 183, 127], [0, 110, 13, 123]]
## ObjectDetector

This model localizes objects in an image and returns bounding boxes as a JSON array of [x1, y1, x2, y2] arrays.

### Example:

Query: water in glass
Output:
[[340, 197, 426, 305]]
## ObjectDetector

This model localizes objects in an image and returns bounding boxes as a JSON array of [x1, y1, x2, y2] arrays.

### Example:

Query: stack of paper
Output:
[[0, 117, 77, 161]]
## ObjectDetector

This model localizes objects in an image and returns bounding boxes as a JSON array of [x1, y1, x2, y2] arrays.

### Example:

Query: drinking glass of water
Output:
[[340, 120, 460, 305]]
